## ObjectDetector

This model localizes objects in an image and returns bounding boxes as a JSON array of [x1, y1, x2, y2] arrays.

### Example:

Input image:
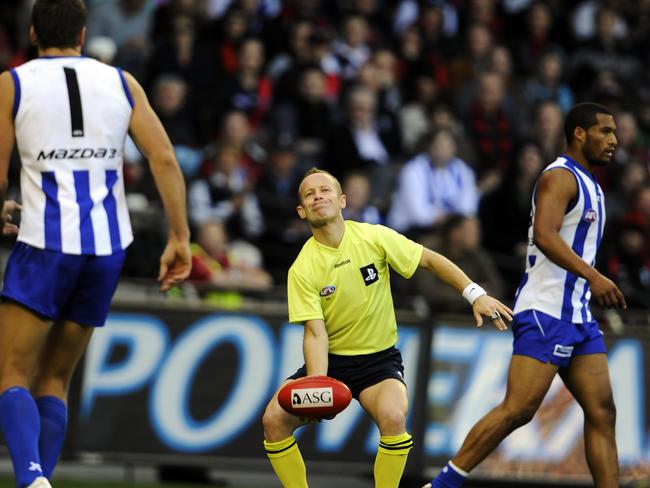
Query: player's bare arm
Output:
[[303, 319, 329, 376], [419, 248, 512, 330], [0, 71, 15, 223], [123, 71, 191, 291], [534, 168, 626, 309]]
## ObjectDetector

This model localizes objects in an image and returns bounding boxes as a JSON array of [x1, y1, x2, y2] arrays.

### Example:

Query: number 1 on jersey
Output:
[[63, 67, 84, 137]]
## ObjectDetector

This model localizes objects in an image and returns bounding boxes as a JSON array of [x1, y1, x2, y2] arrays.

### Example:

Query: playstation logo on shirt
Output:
[[360, 263, 379, 285]]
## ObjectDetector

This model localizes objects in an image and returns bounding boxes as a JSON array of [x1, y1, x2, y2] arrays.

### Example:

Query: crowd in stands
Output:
[[2, 0, 650, 316]]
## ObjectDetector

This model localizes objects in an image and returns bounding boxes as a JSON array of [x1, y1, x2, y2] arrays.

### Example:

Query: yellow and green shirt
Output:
[[288, 221, 424, 355]]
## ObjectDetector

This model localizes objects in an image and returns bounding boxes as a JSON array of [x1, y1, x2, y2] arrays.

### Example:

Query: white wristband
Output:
[[462, 283, 486, 305]]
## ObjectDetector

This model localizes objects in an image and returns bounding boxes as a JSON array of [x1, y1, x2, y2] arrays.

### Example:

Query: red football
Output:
[[277, 375, 352, 419]]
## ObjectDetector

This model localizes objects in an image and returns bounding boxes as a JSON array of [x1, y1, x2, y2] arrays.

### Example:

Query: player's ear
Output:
[[297, 204, 306, 219], [339, 193, 346, 209], [78, 27, 86, 48], [29, 26, 37, 46]]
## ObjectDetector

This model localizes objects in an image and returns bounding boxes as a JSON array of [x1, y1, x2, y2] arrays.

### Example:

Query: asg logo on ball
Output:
[[291, 387, 333, 408]]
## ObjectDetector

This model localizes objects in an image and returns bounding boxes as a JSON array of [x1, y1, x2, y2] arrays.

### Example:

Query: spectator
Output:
[[605, 217, 650, 310], [513, 1, 564, 76], [150, 73, 202, 177], [341, 171, 382, 224], [479, 141, 544, 293], [213, 37, 272, 131], [569, 3, 640, 100], [190, 219, 273, 292], [530, 100, 565, 164], [268, 20, 315, 103], [611, 111, 650, 169], [333, 15, 372, 79], [256, 137, 310, 282], [623, 185, 650, 249], [210, 109, 266, 181], [605, 161, 650, 223], [396, 24, 448, 101], [387, 128, 478, 236], [522, 49, 574, 118], [596, 111, 650, 193], [188, 144, 264, 240], [146, 12, 216, 100], [411, 215, 504, 313], [273, 66, 336, 163], [462, 70, 519, 192], [489, 45, 520, 97], [429, 103, 478, 168], [85, 0, 156, 80], [325, 86, 401, 209], [448, 23, 494, 98], [398, 74, 438, 155]]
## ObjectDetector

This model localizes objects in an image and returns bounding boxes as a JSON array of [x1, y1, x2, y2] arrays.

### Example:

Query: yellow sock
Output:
[[264, 435, 308, 488], [374, 432, 414, 488]]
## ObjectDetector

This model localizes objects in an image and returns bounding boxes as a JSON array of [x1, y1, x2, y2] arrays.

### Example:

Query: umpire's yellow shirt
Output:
[[288, 221, 424, 355]]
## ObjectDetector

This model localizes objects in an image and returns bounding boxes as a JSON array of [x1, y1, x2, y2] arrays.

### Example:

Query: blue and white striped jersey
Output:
[[10, 56, 134, 255], [513, 156, 606, 323]]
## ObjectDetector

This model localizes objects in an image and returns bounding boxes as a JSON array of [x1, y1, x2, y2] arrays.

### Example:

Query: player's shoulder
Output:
[[289, 237, 317, 270], [537, 159, 579, 198], [345, 220, 382, 243], [346, 219, 383, 235], [0, 70, 14, 105], [540, 156, 578, 179], [0, 69, 12, 83]]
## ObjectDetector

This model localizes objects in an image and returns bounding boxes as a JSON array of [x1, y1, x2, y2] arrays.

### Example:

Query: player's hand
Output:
[[1, 200, 21, 235], [472, 295, 513, 331], [588, 272, 626, 309], [298, 417, 323, 424], [158, 236, 192, 292]]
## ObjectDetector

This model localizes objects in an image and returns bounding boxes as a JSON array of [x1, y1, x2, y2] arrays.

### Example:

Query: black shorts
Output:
[[288, 346, 406, 399]]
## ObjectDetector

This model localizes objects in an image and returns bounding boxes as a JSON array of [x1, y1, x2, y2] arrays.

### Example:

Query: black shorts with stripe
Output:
[[287, 346, 405, 399]]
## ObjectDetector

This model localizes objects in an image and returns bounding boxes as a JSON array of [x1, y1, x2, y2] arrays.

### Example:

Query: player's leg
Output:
[[558, 353, 618, 488], [0, 302, 53, 487], [359, 378, 413, 488], [30, 320, 94, 479], [262, 380, 311, 488], [29, 249, 124, 481], [425, 355, 558, 488]]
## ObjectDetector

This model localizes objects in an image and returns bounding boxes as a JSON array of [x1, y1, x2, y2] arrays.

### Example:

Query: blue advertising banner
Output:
[[425, 324, 650, 484], [70, 303, 650, 484], [74, 306, 425, 466]]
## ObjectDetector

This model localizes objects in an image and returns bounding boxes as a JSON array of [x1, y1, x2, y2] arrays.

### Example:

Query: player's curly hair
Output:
[[564, 102, 612, 144], [32, 0, 86, 50]]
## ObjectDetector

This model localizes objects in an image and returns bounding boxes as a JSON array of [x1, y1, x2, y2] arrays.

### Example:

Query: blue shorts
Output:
[[1, 242, 125, 327], [512, 309, 606, 368]]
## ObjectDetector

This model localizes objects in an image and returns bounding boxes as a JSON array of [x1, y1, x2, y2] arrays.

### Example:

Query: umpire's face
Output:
[[297, 173, 346, 228]]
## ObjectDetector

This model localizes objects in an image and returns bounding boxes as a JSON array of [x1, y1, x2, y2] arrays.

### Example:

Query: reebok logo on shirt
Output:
[[360, 263, 379, 286], [334, 259, 351, 268]]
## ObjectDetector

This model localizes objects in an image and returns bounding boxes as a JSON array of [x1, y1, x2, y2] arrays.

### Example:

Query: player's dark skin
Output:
[[423, 113, 624, 488]]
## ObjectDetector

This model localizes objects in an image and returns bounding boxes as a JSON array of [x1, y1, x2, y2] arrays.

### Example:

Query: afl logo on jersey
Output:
[[583, 209, 597, 223], [320, 285, 336, 297]]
